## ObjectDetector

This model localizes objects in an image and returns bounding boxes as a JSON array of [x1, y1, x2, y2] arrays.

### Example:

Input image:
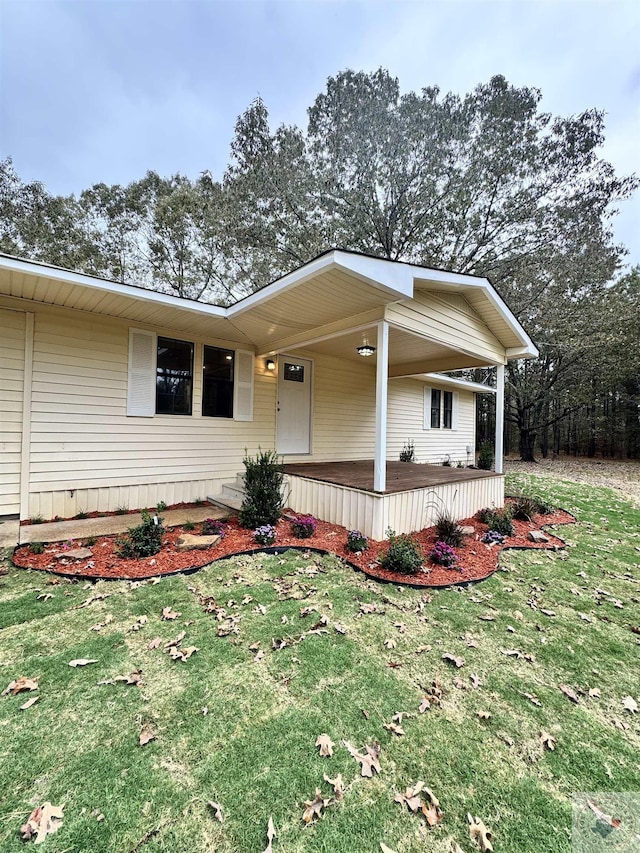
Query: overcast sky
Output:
[[1, 0, 638, 268]]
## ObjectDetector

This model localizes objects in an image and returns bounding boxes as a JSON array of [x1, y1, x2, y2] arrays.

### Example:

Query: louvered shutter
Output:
[[423, 386, 432, 430], [452, 392, 460, 430], [127, 329, 156, 417], [233, 349, 254, 421]]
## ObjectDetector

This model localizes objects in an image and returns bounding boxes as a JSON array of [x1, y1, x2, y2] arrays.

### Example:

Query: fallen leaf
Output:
[[380, 844, 398, 853], [139, 726, 156, 746], [302, 788, 327, 824], [248, 641, 261, 651], [468, 812, 494, 851], [419, 696, 431, 713], [477, 710, 492, 720], [254, 649, 265, 662], [2, 676, 38, 696], [344, 740, 381, 777], [161, 606, 181, 620], [334, 622, 347, 634], [36, 593, 53, 602], [395, 782, 442, 826], [147, 637, 162, 650], [362, 708, 370, 719], [315, 733, 335, 757], [68, 658, 99, 667], [622, 695, 638, 713], [164, 630, 186, 649], [323, 772, 344, 800], [588, 687, 601, 698], [414, 644, 432, 654], [383, 722, 405, 736], [540, 608, 556, 617], [540, 730, 556, 750], [384, 638, 397, 650], [261, 816, 276, 853], [20, 802, 64, 843], [421, 787, 443, 827], [207, 801, 223, 823], [559, 684, 580, 704], [522, 691, 542, 707], [587, 798, 622, 828], [442, 653, 465, 668], [470, 673, 482, 689], [453, 676, 466, 690], [394, 780, 425, 812]]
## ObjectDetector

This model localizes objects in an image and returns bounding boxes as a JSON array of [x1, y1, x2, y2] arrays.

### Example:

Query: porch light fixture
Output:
[[265, 358, 276, 371], [356, 344, 376, 357]]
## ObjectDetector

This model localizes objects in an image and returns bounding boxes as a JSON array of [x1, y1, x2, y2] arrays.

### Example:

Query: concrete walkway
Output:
[[0, 519, 20, 549], [16, 505, 229, 546]]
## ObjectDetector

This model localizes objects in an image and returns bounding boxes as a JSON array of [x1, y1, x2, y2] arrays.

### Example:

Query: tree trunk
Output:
[[519, 428, 537, 462]]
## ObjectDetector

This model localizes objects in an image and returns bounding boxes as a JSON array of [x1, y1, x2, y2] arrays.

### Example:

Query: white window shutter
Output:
[[234, 349, 254, 421], [127, 328, 156, 417], [452, 391, 460, 430], [423, 386, 431, 430]]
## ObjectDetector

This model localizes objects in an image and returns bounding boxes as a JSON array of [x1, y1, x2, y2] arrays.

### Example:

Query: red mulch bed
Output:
[[19, 501, 206, 525], [12, 504, 576, 588]]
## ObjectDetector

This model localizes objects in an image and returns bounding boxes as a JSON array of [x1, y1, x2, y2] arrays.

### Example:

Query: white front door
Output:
[[276, 356, 312, 454]]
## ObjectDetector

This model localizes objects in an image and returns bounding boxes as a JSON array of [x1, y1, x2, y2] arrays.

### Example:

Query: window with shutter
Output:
[[233, 349, 254, 421], [127, 329, 156, 417]]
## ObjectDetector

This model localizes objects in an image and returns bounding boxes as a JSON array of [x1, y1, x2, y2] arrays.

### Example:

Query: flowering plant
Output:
[[254, 524, 276, 546], [202, 518, 226, 537], [346, 530, 368, 552], [290, 514, 317, 539], [481, 529, 506, 545], [429, 540, 461, 569]]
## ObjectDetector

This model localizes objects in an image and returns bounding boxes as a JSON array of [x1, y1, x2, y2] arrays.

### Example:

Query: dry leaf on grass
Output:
[[622, 695, 638, 713], [261, 816, 276, 853], [540, 730, 556, 751], [323, 773, 344, 800], [254, 649, 265, 663], [588, 687, 601, 698], [559, 684, 580, 704], [586, 799, 622, 828], [470, 673, 482, 689], [384, 638, 397, 650], [468, 813, 494, 851], [315, 733, 335, 757], [20, 802, 64, 844], [207, 801, 224, 823], [161, 606, 181, 620], [395, 782, 443, 826], [90, 614, 114, 632], [98, 669, 142, 687], [383, 722, 405, 736], [380, 844, 398, 853], [2, 677, 38, 696], [128, 615, 148, 632], [521, 691, 542, 707], [442, 653, 465, 668], [68, 659, 99, 667], [302, 788, 328, 824], [147, 637, 162, 650], [343, 740, 381, 777], [139, 726, 156, 746], [20, 696, 40, 711], [334, 623, 347, 634], [36, 593, 53, 602]]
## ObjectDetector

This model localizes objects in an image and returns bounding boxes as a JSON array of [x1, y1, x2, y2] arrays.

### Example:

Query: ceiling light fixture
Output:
[[356, 344, 376, 357]]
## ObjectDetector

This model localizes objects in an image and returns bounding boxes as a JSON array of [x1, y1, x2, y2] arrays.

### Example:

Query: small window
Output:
[[156, 337, 193, 415], [430, 389, 441, 429], [284, 362, 304, 382], [203, 346, 234, 418], [443, 391, 453, 429]]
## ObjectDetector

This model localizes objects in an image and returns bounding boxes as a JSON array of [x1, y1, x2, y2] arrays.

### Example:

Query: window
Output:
[[443, 391, 453, 429], [203, 346, 234, 418], [156, 337, 193, 415], [430, 389, 441, 428], [283, 362, 304, 382]]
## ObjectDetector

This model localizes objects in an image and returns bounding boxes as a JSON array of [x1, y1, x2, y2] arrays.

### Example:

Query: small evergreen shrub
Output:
[[346, 530, 368, 552], [476, 507, 492, 524], [510, 495, 539, 521], [290, 514, 317, 539], [30, 542, 45, 554], [116, 511, 164, 559], [380, 529, 423, 574], [399, 440, 415, 462], [481, 530, 506, 545], [429, 540, 460, 569], [202, 518, 225, 537], [239, 449, 284, 529], [477, 441, 494, 470], [484, 508, 515, 536], [183, 519, 196, 531], [435, 511, 464, 547], [254, 524, 276, 546], [156, 500, 167, 512]]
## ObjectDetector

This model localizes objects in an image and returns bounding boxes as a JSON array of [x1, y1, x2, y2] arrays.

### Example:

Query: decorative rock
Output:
[[55, 547, 93, 560], [460, 526, 475, 536], [528, 530, 549, 543], [175, 534, 221, 552]]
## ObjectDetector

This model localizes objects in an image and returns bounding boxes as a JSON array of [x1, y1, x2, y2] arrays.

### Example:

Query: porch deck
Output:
[[283, 460, 500, 495]]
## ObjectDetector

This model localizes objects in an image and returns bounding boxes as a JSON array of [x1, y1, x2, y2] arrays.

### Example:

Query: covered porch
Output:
[[283, 460, 504, 540]]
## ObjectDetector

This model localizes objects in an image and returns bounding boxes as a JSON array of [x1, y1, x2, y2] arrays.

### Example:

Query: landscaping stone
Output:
[[528, 530, 549, 543], [175, 533, 221, 552], [55, 547, 93, 560], [460, 526, 475, 536]]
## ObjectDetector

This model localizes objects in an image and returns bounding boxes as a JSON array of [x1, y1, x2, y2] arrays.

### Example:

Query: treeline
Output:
[[1, 69, 638, 460]]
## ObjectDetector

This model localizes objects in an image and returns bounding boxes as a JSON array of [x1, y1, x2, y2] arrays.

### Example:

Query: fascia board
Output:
[[413, 372, 497, 394]]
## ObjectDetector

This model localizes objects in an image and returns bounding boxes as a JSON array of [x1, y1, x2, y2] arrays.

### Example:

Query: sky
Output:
[[1, 0, 639, 268]]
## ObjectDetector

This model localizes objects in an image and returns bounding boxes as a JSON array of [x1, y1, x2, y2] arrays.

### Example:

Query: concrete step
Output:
[[221, 482, 245, 500], [207, 493, 243, 513]]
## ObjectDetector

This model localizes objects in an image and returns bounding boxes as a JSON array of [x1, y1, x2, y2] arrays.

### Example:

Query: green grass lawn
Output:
[[1, 474, 638, 852]]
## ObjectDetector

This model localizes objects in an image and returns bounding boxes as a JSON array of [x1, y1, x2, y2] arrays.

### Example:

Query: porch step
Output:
[[207, 493, 243, 513], [221, 482, 245, 501]]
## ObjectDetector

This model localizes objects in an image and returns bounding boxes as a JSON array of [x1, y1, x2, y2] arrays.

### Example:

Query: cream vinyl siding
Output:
[[387, 379, 475, 465], [386, 291, 506, 365], [7, 300, 275, 519], [0, 308, 26, 515]]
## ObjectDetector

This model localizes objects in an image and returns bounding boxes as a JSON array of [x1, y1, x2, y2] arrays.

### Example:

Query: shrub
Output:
[[435, 511, 464, 547], [290, 514, 317, 539], [456, 460, 465, 468], [484, 508, 514, 537], [202, 518, 225, 537], [116, 510, 164, 559], [481, 529, 506, 545], [115, 504, 129, 515], [510, 495, 539, 521], [477, 441, 494, 470], [346, 529, 368, 553], [85, 536, 97, 547], [30, 515, 44, 525], [183, 519, 196, 531], [30, 542, 44, 554], [156, 500, 167, 512], [476, 507, 492, 524], [239, 449, 284, 529], [399, 440, 415, 462], [380, 529, 424, 574], [254, 524, 276, 546], [429, 540, 460, 569], [535, 497, 556, 515], [75, 508, 88, 519]]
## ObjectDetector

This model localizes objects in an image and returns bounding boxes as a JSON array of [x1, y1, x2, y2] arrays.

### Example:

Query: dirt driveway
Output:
[[505, 455, 640, 507]]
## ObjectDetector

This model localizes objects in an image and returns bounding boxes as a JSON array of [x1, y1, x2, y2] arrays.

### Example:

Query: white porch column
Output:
[[495, 363, 505, 474], [374, 320, 389, 492]]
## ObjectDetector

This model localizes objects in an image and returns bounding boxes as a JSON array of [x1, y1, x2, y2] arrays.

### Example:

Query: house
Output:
[[0, 250, 537, 540]]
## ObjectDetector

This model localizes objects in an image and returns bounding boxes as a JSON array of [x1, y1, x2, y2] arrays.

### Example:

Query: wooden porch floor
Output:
[[282, 460, 501, 495]]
